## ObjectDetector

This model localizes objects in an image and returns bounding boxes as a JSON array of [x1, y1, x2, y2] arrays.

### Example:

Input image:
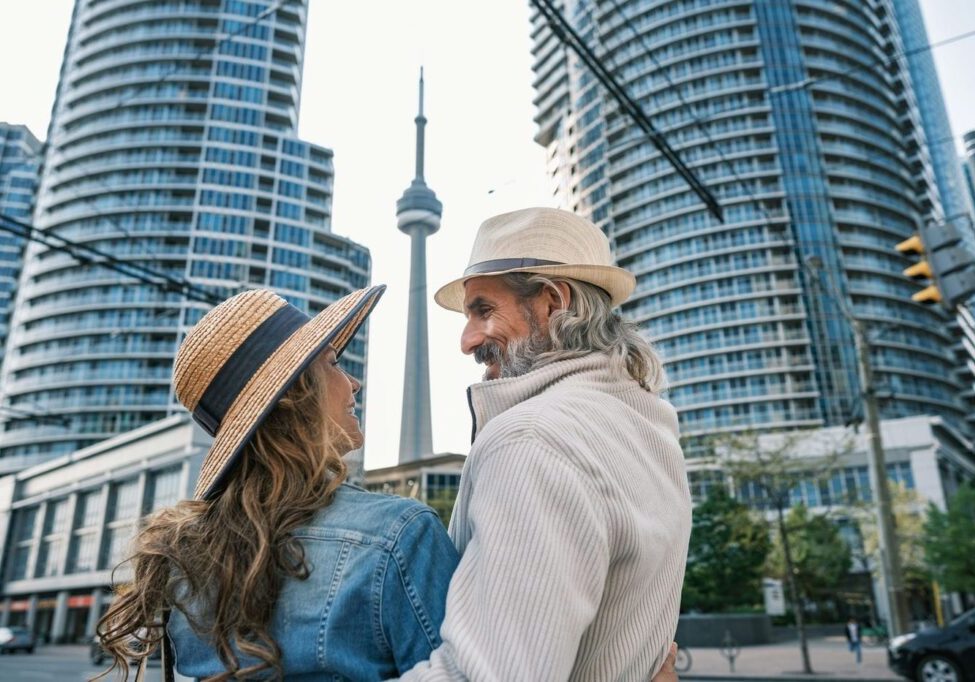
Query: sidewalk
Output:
[[683, 636, 900, 681]]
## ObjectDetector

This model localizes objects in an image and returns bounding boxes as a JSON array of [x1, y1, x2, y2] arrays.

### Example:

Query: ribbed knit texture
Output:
[[398, 353, 691, 681]]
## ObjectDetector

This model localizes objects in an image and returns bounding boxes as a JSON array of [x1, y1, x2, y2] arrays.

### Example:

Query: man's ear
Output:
[[541, 281, 571, 316]]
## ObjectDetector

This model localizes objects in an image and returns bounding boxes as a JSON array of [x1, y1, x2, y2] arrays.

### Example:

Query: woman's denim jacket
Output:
[[168, 484, 459, 680]]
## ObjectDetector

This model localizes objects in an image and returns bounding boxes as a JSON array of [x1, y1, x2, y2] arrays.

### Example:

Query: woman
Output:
[[96, 285, 459, 681]]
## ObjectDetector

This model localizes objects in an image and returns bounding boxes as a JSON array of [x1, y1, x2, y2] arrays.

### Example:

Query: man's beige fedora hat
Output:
[[173, 285, 385, 501], [434, 207, 635, 313]]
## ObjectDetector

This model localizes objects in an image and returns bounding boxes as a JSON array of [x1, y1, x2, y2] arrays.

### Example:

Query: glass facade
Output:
[[964, 131, 975, 222], [0, 0, 371, 464], [530, 0, 972, 447], [890, 0, 973, 238], [0, 124, 41, 379]]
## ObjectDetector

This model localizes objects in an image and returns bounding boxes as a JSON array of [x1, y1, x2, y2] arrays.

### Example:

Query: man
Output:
[[400, 207, 691, 681]]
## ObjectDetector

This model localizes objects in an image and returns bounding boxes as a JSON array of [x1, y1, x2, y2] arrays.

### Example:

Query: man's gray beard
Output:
[[474, 312, 551, 380], [498, 326, 550, 379]]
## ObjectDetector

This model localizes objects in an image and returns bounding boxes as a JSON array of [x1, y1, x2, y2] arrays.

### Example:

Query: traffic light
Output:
[[896, 222, 975, 307], [896, 234, 941, 304]]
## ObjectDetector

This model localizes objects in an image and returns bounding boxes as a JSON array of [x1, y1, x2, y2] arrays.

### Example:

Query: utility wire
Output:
[[0, 3, 295, 310], [531, 0, 724, 222], [594, 0, 967, 423], [24, 0, 294, 164], [596, 4, 975, 146], [0, 212, 223, 306]]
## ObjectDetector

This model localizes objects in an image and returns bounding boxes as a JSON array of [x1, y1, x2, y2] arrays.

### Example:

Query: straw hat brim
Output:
[[433, 264, 636, 313], [194, 285, 385, 500]]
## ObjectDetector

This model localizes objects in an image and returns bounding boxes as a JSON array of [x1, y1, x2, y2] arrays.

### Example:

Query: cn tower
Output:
[[396, 69, 441, 462]]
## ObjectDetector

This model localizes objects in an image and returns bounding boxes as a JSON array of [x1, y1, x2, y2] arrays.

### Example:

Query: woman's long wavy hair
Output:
[[95, 357, 351, 681]]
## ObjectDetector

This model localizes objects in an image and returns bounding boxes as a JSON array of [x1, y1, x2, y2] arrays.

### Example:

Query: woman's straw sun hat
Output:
[[433, 207, 635, 313], [173, 285, 385, 500]]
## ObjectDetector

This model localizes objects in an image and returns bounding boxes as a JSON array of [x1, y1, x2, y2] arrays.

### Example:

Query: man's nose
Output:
[[460, 319, 484, 355]]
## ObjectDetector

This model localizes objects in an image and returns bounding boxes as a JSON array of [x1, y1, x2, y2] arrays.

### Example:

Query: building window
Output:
[[101, 479, 140, 569], [6, 506, 38, 581], [147, 467, 182, 512], [35, 499, 71, 578], [67, 489, 104, 574]]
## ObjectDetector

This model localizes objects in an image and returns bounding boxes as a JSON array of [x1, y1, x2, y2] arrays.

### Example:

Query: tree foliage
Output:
[[425, 488, 459, 529], [924, 484, 975, 593], [766, 504, 852, 601], [854, 482, 929, 590], [682, 488, 770, 613]]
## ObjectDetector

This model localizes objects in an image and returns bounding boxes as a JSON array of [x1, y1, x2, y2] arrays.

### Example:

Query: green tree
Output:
[[425, 488, 459, 529], [924, 484, 975, 593], [720, 429, 852, 675], [767, 504, 852, 604], [682, 488, 770, 613], [855, 483, 930, 593]]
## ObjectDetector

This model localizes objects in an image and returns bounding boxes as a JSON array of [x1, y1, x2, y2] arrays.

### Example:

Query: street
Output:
[[0, 645, 169, 682], [681, 636, 899, 680], [0, 637, 901, 682]]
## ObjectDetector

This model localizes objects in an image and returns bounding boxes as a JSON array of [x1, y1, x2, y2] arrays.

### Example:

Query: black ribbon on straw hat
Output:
[[192, 304, 307, 437]]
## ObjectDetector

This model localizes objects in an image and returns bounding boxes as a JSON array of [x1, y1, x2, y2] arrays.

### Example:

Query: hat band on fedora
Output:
[[463, 257, 564, 277], [192, 304, 309, 436]]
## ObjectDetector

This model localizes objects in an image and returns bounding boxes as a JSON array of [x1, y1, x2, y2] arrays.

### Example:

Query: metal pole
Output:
[[852, 319, 910, 636]]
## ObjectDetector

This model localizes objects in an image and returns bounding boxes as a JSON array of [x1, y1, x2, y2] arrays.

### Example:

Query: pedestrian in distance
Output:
[[846, 616, 863, 667]]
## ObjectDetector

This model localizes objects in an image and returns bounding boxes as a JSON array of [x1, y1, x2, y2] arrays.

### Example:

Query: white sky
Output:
[[1, 1, 974, 470]]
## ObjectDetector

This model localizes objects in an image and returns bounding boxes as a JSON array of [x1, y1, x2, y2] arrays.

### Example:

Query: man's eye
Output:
[[478, 307, 491, 317]]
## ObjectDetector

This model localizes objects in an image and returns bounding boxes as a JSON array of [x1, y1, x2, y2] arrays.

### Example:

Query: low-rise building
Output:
[[0, 414, 208, 643]]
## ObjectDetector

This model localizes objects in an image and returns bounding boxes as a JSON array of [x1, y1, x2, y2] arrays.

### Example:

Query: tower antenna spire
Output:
[[414, 67, 426, 181]]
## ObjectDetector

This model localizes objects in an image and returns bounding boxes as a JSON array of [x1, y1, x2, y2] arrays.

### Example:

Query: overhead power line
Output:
[[0, 212, 223, 307], [24, 0, 295, 164], [530, 0, 724, 222]]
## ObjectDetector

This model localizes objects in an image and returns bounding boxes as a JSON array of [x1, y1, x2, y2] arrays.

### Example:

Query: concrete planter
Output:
[[676, 613, 772, 647]]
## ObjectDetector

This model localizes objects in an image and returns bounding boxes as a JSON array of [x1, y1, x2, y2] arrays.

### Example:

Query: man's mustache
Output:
[[473, 342, 503, 366]]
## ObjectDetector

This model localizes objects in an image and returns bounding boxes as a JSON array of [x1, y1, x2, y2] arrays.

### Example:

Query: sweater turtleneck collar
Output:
[[466, 352, 634, 442]]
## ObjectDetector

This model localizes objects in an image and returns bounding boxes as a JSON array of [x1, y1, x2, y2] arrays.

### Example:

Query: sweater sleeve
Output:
[[396, 439, 610, 681]]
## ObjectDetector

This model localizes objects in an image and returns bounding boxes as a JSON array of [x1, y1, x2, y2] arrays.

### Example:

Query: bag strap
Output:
[[135, 609, 174, 682], [135, 649, 148, 682], [161, 608, 175, 682]]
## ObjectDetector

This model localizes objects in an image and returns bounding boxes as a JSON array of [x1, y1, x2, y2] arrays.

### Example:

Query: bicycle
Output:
[[861, 623, 889, 647], [675, 645, 693, 673]]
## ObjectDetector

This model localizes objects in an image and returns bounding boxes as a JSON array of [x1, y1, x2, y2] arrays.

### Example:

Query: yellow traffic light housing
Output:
[[896, 235, 924, 254], [903, 260, 933, 280], [896, 233, 940, 304], [911, 285, 942, 304]]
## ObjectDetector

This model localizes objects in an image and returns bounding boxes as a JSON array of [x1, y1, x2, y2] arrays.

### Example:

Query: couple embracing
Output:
[[97, 207, 692, 681]]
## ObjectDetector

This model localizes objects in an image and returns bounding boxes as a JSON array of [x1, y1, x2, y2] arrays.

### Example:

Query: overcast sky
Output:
[[1, 1, 974, 470]]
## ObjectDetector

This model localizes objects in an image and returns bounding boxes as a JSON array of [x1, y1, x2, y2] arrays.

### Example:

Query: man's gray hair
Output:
[[500, 273, 667, 393]]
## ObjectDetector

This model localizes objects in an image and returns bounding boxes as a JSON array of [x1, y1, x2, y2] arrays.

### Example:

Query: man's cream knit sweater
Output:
[[400, 353, 691, 681]]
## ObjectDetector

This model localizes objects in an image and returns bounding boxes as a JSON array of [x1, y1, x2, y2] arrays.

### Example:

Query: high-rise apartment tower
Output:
[[530, 0, 973, 448], [0, 124, 42, 385], [0, 0, 371, 470]]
